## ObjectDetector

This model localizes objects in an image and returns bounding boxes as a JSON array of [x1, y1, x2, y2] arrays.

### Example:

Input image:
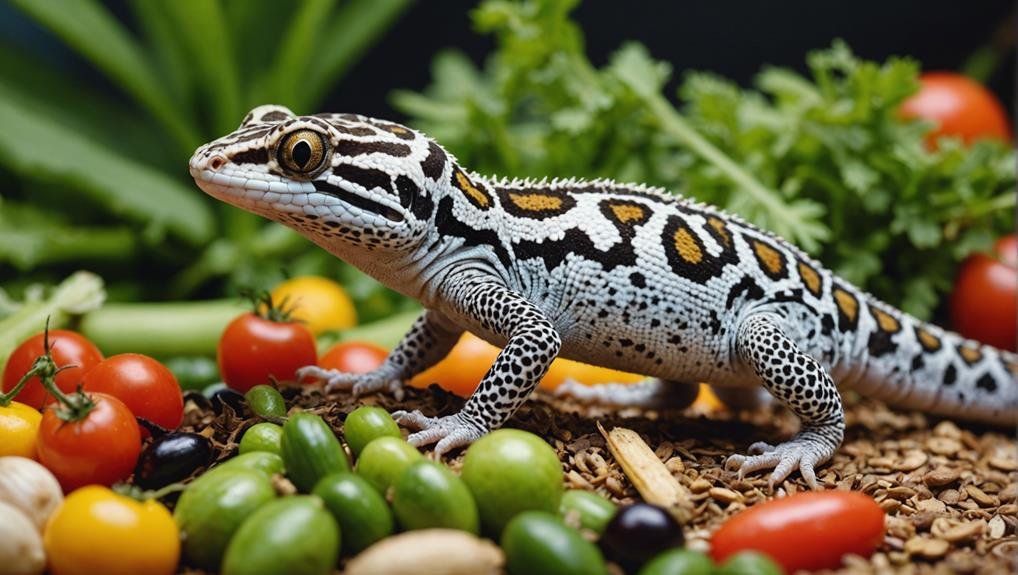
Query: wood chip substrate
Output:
[[181, 384, 1017, 575]]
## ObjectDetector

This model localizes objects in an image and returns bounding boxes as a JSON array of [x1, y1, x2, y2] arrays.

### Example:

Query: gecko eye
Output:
[[278, 129, 327, 174]]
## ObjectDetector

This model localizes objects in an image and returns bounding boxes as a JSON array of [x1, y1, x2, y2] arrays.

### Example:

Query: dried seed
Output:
[[905, 536, 949, 559], [886, 486, 916, 500], [894, 450, 928, 471], [988, 456, 1018, 472], [932, 421, 962, 439], [988, 515, 1006, 539], [932, 518, 985, 543], [938, 489, 960, 505], [916, 497, 947, 514], [690, 479, 711, 494], [924, 467, 961, 488], [709, 487, 742, 504], [926, 437, 962, 456], [965, 485, 998, 508]]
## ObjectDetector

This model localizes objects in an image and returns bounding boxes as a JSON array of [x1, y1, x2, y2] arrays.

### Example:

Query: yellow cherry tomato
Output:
[[270, 276, 357, 335], [410, 333, 645, 396], [0, 401, 42, 459], [44, 485, 180, 575]]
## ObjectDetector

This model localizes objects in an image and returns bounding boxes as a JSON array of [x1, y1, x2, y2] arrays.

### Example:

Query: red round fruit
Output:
[[951, 235, 1017, 351], [218, 313, 317, 392], [37, 392, 142, 491], [81, 353, 184, 433], [319, 342, 388, 374], [2, 330, 104, 408], [710, 491, 884, 572], [900, 72, 1011, 147]]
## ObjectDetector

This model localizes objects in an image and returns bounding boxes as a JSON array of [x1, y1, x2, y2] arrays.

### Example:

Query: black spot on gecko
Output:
[[332, 164, 395, 196], [421, 141, 446, 181], [975, 373, 998, 393], [334, 140, 412, 158], [629, 273, 646, 288], [230, 148, 269, 165], [725, 276, 764, 308], [867, 329, 896, 358], [943, 364, 957, 386]]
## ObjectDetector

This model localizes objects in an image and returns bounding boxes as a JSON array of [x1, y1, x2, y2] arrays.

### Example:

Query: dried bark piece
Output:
[[598, 422, 693, 521]]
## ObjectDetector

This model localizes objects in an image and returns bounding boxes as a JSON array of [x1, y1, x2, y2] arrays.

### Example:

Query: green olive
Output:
[[343, 406, 401, 458], [391, 460, 479, 533], [354, 436, 423, 495], [717, 551, 784, 575], [461, 429, 564, 535], [239, 422, 284, 456], [501, 511, 607, 575], [638, 549, 715, 575], [559, 489, 616, 534], [244, 385, 287, 418]]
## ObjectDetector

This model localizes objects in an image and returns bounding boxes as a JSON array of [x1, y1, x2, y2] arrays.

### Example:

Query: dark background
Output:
[[323, 0, 1016, 119]]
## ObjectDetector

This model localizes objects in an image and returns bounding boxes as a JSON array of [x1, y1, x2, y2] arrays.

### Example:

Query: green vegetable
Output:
[[559, 489, 616, 534], [501, 511, 608, 575], [221, 496, 340, 575], [716, 551, 784, 575], [281, 412, 350, 491], [244, 385, 287, 418], [0, 272, 105, 375], [312, 472, 394, 555], [354, 436, 423, 495], [391, 460, 479, 534], [208, 451, 285, 478], [395, 2, 1015, 319], [343, 406, 401, 458], [173, 468, 276, 571], [638, 549, 714, 575], [461, 429, 564, 535], [239, 423, 284, 456], [164, 356, 219, 391]]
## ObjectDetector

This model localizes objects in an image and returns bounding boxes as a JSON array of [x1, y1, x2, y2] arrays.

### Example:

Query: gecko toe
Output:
[[401, 412, 486, 456]]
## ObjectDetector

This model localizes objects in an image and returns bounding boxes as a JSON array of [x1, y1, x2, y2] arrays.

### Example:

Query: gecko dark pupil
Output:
[[292, 140, 312, 168]]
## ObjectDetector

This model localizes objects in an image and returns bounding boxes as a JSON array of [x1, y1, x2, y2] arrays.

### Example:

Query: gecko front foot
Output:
[[724, 431, 837, 489], [295, 365, 405, 400], [392, 410, 487, 456]]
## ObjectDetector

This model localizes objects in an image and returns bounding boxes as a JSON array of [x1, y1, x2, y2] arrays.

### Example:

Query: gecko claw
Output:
[[298, 365, 404, 398], [724, 434, 832, 490], [393, 410, 486, 457]]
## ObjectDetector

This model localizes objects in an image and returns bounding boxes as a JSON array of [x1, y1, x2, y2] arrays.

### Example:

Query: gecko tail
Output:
[[844, 300, 1017, 427]]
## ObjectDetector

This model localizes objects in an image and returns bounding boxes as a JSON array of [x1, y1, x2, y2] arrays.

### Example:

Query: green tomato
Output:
[[206, 452, 285, 479], [501, 511, 608, 575], [221, 496, 339, 575], [717, 551, 784, 575], [354, 436, 422, 495], [461, 429, 564, 535], [312, 472, 394, 555], [239, 423, 284, 456], [391, 460, 479, 534], [343, 406, 401, 458], [244, 385, 287, 418], [638, 549, 715, 575], [559, 490, 616, 534]]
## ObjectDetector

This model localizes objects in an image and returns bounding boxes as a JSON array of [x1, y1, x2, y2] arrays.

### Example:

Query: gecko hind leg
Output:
[[724, 313, 845, 489], [554, 378, 699, 410]]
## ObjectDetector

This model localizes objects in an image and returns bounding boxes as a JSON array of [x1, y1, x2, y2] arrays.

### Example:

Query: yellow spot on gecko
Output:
[[453, 170, 491, 209], [958, 345, 983, 365], [706, 216, 732, 247], [751, 239, 786, 278], [610, 204, 647, 224], [871, 307, 901, 333], [672, 228, 703, 264], [797, 260, 822, 297], [508, 192, 563, 212], [914, 327, 941, 352], [833, 288, 858, 324]]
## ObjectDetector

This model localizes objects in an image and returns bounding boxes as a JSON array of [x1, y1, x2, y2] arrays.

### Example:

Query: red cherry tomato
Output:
[[81, 354, 184, 434], [951, 235, 1017, 351], [2, 330, 103, 408], [319, 341, 388, 374], [37, 392, 142, 491], [710, 491, 884, 572], [218, 313, 317, 392], [900, 72, 1011, 147]]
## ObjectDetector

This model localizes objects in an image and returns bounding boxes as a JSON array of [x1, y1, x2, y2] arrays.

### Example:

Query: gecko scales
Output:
[[191, 105, 1017, 487]]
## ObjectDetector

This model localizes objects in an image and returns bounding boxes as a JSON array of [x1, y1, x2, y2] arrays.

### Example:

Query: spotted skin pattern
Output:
[[191, 105, 1018, 486]]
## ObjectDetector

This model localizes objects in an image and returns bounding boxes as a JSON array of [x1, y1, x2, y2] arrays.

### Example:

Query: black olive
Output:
[[601, 503, 685, 570], [210, 387, 248, 416], [134, 432, 213, 489]]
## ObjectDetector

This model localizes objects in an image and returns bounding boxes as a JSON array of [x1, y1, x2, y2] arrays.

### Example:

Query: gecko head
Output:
[[190, 105, 441, 253]]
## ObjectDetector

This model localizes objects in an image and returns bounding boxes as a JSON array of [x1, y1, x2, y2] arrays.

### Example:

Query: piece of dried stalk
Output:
[[598, 421, 693, 521]]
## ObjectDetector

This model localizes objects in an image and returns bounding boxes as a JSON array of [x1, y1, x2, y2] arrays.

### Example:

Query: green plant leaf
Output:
[[0, 86, 214, 245], [262, 0, 337, 109], [9, 0, 201, 153], [128, 0, 197, 112], [301, 0, 414, 110], [160, 0, 244, 135], [0, 201, 136, 270]]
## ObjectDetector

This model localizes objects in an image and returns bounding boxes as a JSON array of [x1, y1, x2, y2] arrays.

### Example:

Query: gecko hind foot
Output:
[[295, 365, 405, 400], [724, 432, 836, 490], [392, 410, 486, 456]]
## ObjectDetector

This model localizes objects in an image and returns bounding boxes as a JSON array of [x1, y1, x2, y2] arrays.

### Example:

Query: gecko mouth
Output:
[[312, 180, 404, 223]]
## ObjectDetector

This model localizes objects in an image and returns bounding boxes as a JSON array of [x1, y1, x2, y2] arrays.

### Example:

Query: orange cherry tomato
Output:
[[82, 353, 184, 434], [900, 72, 1011, 147], [319, 341, 389, 374], [37, 392, 142, 492], [2, 330, 103, 408], [710, 491, 885, 572]]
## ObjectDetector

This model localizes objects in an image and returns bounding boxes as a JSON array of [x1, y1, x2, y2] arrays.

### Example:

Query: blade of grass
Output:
[[128, 0, 195, 111], [301, 0, 414, 110], [9, 0, 201, 153], [161, 0, 243, 135], [261, 0, 337, 110], [224, 0, 291, 81], [0, 86, 214, 245]]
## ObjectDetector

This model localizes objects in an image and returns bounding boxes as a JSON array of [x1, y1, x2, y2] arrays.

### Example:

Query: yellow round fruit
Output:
[[0, 401, 42, 459], [270, 276, 357, 335]]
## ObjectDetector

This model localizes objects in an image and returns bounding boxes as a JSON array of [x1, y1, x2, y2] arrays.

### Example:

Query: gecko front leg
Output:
[[297, 309, 463, 399], [394, 278, 561, 456]]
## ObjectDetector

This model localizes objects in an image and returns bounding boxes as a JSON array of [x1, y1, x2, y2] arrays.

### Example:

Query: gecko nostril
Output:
[[209, 155, 227, 171]]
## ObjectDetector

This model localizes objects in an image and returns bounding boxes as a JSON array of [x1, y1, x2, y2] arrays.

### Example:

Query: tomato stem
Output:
[[30, 319, 97, 422], [243, 289, 300, 323], [113, 482, 186, 502]]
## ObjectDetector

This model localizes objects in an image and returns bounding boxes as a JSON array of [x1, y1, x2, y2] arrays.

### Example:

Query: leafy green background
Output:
[[1, 0, 1014, 327]]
